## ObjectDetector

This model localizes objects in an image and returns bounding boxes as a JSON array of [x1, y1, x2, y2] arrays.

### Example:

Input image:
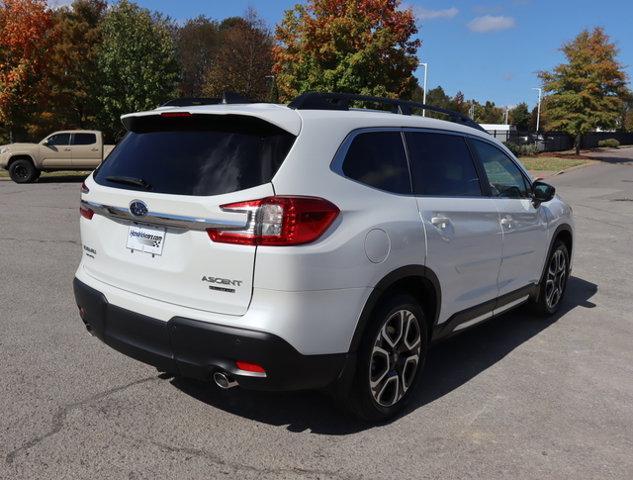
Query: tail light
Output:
[[80, 205, 94, 220], [80, 181, 89, 194], [207, 196, 339, 246]]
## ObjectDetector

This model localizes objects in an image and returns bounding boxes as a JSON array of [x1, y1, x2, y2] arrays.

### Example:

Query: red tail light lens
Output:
[[160, 112, 192, 118], [80, 205, 94, 220], [235, 361, 266, 374], [80, 181, 89, 194], [207, 196, 339, 246]]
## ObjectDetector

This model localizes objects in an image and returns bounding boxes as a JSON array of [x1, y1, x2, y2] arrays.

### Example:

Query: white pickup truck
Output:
[[0, 130, 114, 183]]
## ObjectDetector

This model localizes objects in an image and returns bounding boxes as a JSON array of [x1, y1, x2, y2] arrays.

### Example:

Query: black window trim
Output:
[[466, 136, 534, 200], [71, 132, 97, 146], [332, 126, 509, 199]]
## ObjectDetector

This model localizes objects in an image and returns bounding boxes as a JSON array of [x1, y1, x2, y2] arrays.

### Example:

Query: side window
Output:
[[47, 133, 71, 146], [72, 133, 97, 145], [405, 132, 482, 197], [471, 140, 529, 199], [342, 132, 411, 194]]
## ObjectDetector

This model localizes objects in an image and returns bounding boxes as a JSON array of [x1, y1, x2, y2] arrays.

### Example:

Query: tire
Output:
[[532, 241, 570, 316], [8, 158, 39, 183], [344, 294, 428, 422]]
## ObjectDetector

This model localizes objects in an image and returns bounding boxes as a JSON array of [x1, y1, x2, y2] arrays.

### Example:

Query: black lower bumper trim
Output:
[[73, 278, 347, 391]]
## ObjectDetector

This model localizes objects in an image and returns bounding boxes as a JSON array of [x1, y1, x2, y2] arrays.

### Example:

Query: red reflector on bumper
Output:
[[235, 361, 266, 374], [80, 206, 94, 220]]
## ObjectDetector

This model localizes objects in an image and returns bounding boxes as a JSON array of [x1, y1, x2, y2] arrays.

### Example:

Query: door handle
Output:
[[91, 148, 99, 151], [63, 148, 71, 151], [500, 217, 513, 229], [431, 216, 451, 230]]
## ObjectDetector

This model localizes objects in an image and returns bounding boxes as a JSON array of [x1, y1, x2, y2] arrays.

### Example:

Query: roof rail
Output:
[[161, 92, 254, 108], [288, 92, 485, 132]]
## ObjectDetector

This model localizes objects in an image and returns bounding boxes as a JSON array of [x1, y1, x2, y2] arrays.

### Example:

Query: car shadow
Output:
[[169, 276, 598, 434]]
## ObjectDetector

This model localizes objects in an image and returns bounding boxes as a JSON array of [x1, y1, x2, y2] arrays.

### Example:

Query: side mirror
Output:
[[532, 180, 555, 205]]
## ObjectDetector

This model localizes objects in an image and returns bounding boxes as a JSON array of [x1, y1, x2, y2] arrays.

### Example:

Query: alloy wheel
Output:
[[369, 309, 422, 407], [13, 164, 28, 181], [545, 249, 567, 310]]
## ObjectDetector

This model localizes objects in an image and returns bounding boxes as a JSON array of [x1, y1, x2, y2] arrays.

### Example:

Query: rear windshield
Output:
[[94, 114, 296, 196]]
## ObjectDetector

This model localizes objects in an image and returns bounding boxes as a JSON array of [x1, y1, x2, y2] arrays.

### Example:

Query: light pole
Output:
[[532, 87, 542, 132], [420, 62, 428, 116]]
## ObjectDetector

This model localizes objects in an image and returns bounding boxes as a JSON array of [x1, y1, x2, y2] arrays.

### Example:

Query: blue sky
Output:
[[99, 1, 633, 109]]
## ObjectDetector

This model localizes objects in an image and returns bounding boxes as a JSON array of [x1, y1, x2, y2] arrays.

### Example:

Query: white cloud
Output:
[[414, 7, 459, 20], [468, 15, 516, 33]]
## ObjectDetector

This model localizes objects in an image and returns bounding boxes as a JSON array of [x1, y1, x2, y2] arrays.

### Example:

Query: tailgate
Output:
[[79, 112, 297, 316]]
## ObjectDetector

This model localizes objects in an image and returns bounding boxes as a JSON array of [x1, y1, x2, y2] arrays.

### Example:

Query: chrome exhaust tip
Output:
[[213, 371, 238, 390]]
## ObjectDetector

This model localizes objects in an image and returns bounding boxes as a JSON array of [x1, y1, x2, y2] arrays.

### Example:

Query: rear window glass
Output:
[[94, 115, 295, 196], [342, 132, 411, 194], [72, 133, 97, 145]]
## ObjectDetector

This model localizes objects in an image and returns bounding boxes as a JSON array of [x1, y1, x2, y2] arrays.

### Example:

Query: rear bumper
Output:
[[73, 278, 349, 391]]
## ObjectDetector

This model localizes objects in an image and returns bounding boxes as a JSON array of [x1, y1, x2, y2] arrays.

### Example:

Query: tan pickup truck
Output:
[[0, 130, 114, 183]]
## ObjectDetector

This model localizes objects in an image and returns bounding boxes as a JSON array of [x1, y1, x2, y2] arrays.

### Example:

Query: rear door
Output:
[[405, 130, 503, 323], [71, 132, 101, 168], [469, 139, 548, 296], [80, 113, 296, 316], [40, 132, 72, 167]]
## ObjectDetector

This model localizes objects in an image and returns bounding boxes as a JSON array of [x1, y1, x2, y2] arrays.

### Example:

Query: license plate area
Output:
[[127, 224, 166, 256]]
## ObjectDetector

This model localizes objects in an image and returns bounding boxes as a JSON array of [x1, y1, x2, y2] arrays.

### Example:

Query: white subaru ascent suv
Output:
[[74, 93, 573, 421]]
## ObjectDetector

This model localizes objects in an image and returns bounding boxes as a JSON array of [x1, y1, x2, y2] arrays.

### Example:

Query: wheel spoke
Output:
[[381, 311, 404, 348], [376, 374, 399, 407], [401, 355, 419, 392], [403, 312, 421, 350], [369, 346, 390, 388]]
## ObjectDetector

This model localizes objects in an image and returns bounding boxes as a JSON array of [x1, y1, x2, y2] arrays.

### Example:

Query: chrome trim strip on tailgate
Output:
[[81, 200, 249, 231]]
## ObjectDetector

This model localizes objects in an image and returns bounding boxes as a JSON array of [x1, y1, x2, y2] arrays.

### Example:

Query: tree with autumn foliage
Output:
[[203, 10, 275, 101], [539, 27, 628, 154], [0, 0, 52, 142], [273, 0, 420, 101], [39, 0, 107, 135]]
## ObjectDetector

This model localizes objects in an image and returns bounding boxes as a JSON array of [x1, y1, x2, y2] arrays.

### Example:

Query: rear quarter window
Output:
[[94, 114, 295, 196], [341, 131, 411, 194]]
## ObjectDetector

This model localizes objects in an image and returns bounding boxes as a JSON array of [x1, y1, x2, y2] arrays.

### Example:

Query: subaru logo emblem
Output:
[[129, 200, 148, 217]]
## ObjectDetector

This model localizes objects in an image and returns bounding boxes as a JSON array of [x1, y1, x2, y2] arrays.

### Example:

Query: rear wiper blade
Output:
[[105, 175, 152, 190]]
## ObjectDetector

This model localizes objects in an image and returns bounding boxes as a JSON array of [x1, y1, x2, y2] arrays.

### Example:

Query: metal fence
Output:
[[487, 130, 633, 152]]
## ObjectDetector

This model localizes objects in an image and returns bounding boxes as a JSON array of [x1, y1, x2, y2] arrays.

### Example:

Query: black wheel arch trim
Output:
[[348, 265, 441, 354]]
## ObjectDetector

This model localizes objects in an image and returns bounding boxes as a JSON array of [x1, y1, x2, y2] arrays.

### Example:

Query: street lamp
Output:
[[420, 62, 428, 116], [532, 87, 542, 132]]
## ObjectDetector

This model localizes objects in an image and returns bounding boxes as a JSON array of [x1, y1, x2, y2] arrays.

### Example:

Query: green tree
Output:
[[273, 0, 420, 101], [508, 102, 530, 130], [97, 0, 180, 139], [475, 100, 504, 124], [538, 27, 628, 154]]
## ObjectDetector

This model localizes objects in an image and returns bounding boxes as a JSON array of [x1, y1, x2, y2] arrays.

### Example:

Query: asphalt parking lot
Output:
[[1, 149, 632, 480]]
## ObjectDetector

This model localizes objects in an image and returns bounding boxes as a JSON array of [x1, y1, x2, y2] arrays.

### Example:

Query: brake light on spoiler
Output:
[[207, 196, 339, 246]]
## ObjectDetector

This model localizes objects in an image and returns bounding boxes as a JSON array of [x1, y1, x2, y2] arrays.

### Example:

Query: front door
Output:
[[469, 139, 548, 297], [40, 132, 72, 168], [405, 131, 503, 324], [71, 132, 101, 168]]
